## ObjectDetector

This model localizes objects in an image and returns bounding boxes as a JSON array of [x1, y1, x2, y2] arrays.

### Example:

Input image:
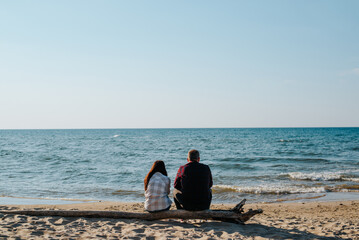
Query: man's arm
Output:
[[174, 166, 184, 191], [208, 166, 213, 188]]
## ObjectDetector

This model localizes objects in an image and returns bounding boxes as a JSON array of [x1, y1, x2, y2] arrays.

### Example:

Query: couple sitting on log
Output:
[[1, 149, 261, 223], [144, 149, 212, 212]]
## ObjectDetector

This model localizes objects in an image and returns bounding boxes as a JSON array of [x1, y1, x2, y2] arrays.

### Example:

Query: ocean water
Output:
[[1, 128, 359, 204]]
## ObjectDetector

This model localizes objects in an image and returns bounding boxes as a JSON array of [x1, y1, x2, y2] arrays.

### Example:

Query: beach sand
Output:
[[0, 200, 358, 239]]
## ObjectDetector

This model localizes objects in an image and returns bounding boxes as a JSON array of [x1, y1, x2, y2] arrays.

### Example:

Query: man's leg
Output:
[[173, 188, 184, 210], [205, 189, 212, 210], [192, 190, 212, 211]]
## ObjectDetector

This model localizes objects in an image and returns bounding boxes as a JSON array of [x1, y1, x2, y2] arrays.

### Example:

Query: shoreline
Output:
[[1, 200, 358, 239], [2, 191, 359, 206]]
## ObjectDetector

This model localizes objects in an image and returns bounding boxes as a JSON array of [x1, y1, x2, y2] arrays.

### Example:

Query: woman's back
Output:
[[145, 172, 172, 212]]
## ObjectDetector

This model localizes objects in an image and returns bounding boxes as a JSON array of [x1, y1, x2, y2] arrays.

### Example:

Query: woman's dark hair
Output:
[[144, 160, 168, 191]]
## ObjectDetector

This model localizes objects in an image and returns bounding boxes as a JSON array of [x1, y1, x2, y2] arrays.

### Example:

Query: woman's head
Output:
[[144, 160, 168, 191]]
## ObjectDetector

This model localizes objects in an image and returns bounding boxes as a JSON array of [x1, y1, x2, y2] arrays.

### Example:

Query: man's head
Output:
[[187, 149, 200, 162]]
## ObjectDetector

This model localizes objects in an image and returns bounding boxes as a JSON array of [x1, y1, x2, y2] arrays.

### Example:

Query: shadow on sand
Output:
[[149, 219, 342, 240]]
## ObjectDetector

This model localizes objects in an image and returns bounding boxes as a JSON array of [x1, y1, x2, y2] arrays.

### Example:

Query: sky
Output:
[[1, 0, 359, 129]]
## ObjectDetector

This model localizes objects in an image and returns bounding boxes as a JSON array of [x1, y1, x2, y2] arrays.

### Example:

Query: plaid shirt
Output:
[[144, 172, 172, 212]]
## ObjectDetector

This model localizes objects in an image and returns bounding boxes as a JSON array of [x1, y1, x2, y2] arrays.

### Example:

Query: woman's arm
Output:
[[166, 177, 171, 194]]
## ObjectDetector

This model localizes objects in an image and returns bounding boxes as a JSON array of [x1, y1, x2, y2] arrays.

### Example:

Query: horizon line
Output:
[[0, 126, 358, 131]]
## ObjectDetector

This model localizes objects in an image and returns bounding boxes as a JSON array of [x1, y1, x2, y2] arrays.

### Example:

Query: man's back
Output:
[[174, 161, 213, 210]]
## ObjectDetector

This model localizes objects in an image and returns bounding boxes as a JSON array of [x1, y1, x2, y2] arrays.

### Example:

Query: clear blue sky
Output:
[[1, 0, 358, 129]]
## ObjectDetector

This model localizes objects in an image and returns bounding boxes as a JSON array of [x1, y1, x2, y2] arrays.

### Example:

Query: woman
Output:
[[144, 160, 172, 212]]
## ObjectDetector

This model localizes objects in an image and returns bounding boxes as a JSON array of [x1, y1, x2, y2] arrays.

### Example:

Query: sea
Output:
[[1, 128, 359, 205]]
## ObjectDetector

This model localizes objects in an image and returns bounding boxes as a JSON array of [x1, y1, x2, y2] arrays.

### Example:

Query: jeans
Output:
[[147, 205, 171, 213]]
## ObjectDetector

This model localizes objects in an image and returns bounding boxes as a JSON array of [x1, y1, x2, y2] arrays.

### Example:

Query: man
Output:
[[173, 149, 213, 210]]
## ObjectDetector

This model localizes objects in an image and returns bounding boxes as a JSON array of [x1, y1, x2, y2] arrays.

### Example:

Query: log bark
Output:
[[0, 199, 262, 224]]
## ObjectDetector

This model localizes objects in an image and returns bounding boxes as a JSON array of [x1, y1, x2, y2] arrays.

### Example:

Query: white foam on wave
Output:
[[0, 196, 95, 205], [213, 184, 326, 194], [342, 177, 359, 182], [287, 169, 359, 181], [113, 135, 120, 138], [288, 172, 344, 181]]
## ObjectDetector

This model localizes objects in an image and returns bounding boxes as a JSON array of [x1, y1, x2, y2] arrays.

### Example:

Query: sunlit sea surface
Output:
[[1, 128, 359, 204]]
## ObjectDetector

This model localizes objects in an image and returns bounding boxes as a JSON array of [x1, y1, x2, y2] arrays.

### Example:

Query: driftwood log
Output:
[[0, 199, 262, 224]]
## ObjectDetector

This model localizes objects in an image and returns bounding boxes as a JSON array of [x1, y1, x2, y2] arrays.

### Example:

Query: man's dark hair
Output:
[[188, 149, 200, 162]]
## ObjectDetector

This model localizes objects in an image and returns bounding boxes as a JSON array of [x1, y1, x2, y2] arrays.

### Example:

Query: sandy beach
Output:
[[0, 200, 358, 239]]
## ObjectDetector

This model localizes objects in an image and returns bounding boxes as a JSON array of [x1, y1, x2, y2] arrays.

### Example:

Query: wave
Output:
[[0, 149, 25, 157], [278, 139, 309, 143], [215, 162, 257, 171], [343, 178, 359, 182], [287, 157, 329, 163], [220, 157, 330, 164], [326, 184, 359, 192], [212, 183, 359, 195], [212, 185, 326, 195], [287, 171, 359, 182], [0, 196, 95, 205], [270, 164, 289, 168], [112, 189, 143, 197]]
